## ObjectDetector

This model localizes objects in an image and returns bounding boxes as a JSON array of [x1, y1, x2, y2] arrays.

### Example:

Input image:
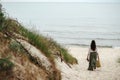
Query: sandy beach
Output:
[[56, 46, 120, 80]]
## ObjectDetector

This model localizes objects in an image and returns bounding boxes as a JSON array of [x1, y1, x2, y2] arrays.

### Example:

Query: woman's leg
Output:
[[88, 54, 93, 71]]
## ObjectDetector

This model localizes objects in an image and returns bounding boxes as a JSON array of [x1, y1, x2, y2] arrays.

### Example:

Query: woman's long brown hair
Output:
[[90, 40, 96, 51]]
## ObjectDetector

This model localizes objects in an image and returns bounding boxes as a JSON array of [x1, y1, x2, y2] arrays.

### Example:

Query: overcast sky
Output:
[[1, 0, 120, 3]]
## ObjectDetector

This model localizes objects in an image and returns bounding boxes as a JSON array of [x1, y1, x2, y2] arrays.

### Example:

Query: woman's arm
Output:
[[87, 48, 90, 61], [97, 52, 99, 60], [96, 49, 99, 60]]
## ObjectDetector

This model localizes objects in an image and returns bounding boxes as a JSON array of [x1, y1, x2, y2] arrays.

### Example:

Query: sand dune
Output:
[[56, 46, 120, 80]]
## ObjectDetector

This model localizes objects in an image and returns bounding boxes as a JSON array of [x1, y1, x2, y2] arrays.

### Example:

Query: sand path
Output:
[[56, 46, 120, 80]]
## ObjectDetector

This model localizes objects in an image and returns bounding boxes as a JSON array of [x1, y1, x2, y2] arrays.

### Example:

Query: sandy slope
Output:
[[56, 46, 120, 80]]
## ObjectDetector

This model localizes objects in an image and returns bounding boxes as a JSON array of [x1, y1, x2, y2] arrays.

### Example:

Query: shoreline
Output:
[[63, 44, 117, 49]]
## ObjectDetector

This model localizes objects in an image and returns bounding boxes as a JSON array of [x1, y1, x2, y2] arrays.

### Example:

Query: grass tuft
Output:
[[9, 40, 25, 53], [0, 58, 14, 71], [0, 9, 5, 31], [59, 47, 78, 64]]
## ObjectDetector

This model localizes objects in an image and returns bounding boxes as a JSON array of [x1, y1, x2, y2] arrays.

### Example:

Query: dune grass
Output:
[[0, 57, 14, 71], [59, 47, 77, 64], [19, 26, 77, 64], [20, 28, 52, 57], [2, 17, 77, 64], [0, 8, 5, 31]]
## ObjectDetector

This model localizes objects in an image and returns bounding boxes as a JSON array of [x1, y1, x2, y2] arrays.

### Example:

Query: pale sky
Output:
[[1, 0, 120, 3]]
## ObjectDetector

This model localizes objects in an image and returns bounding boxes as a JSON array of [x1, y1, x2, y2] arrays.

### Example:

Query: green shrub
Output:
[[0, 9, 5, 31], [0, 58, 14, 71], [9, 40, 25, 53]]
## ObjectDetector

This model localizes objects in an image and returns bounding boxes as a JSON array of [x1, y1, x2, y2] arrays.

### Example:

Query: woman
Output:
[[87, 40, 99, 71]]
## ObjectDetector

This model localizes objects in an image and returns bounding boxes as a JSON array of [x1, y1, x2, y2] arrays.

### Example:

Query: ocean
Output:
[[1, 2, 120, 47]]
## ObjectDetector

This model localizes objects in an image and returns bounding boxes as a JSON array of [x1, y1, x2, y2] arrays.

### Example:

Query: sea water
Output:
[[2, 2, 120, 47]]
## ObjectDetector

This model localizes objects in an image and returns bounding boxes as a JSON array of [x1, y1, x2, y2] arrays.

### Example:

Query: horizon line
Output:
[[1, 1, 120, 3]]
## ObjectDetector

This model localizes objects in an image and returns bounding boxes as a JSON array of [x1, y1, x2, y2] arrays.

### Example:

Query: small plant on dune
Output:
[[0, 5, 5, 32], [9, 40, 25, 53], [46, 38, 78, 64], [0, 57, 14, 71], [59, 47, 78, 64]]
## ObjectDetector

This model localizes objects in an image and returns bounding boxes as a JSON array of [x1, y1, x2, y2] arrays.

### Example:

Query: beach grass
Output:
[[0, 57, 14, 71], [60, 47, 78, 64], [0, 10, 5, 31], [3, 18, 77, 64]]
